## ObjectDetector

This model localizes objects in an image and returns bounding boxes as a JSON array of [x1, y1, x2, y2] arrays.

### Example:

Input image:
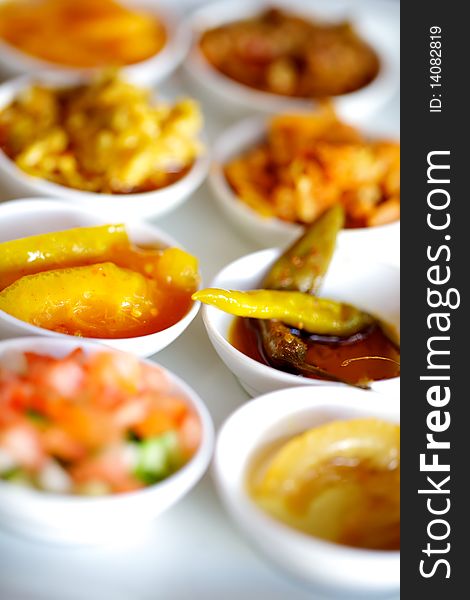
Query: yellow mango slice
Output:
[[0, 262, 162, 338], [154, 248, 199, 291]]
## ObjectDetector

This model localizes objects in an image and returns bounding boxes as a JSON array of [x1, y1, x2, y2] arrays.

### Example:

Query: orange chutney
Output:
[[0, 226, 199, 339], [0, 0, 166, 68]]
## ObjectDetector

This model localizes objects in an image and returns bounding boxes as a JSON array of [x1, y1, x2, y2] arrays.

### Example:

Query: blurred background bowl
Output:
[[209, 115, 400, 263], [0, 1, 190, 86], [0, 72, 210, 220], [184, 0, 399, 119]]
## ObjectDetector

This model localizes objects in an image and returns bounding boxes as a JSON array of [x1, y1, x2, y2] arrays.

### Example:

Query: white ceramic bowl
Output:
[[213, 385, 399, 598], [0, 1, 189, 85], [0, 199, 200, 357], [0, 72, 209, 220], [201, 246, 400, 397], [210, 115, 400, 262], [184, 0, 399, 119], [0, 336, 214, 544]]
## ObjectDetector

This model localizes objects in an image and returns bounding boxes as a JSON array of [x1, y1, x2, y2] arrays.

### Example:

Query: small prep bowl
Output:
[[0, 1, 189, 85], [184, 0, 399, 118], [0, 199, 200, 357], [0, 336, 214, 544], [0, 72, 209, 220], [213, 385, 399, 597], [201, 246, 400, 397], [210, 115, 400, 262]]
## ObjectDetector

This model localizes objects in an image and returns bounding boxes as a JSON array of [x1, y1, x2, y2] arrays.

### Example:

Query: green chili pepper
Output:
[[193, 288, 373, 337], [262, 204, 344, 294], [252, 206, 373, 387], [258, 206, 364, 385]]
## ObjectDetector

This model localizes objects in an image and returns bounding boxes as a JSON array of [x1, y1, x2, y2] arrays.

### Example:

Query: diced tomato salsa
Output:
[[0, 349, 201, 495]]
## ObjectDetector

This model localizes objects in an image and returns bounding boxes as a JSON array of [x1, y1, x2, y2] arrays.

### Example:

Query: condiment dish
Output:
[[0, 336, 214, 544], [210, 115, 400, 263], [201, 246, 400, 396], [184, 0, 399, 119], [0, 199, 200, 356], [213, 385, 399, 597], [0, 72, 209, 220], [0, 1, 189, 86]]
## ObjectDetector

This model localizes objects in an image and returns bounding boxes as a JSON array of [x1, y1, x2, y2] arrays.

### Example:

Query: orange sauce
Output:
[[230, 317, 400, 385], [0, 0, 166, 68], [0, 243, 196, 339], [42, 288, 194, 340]]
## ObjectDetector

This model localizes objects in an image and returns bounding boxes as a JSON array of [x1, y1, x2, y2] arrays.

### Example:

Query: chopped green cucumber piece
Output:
[[133, 431, 182, 485], [2, 467, 34, 487], [26, 409, 49, 425]]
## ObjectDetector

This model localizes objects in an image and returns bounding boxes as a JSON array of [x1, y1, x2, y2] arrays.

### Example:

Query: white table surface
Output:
[[0, 1, 399, 598]]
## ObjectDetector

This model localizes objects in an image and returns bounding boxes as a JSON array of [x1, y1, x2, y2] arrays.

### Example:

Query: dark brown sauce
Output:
[[230, 317, 400, 385]]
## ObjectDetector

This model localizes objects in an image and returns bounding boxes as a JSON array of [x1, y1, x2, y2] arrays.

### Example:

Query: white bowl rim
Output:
[[213, 385, 400, 561], [0, 335, 214, 505], [0, 72, 210, 203], [209, 114, 400, 239], [0, 1, 189, 81], [202, 246, 400, 390], [0, 198, 201, 344], [184, 0, 399, 114]]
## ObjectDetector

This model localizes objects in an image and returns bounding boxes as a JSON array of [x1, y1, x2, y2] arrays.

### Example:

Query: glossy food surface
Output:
[[247, 418, 400, 550], [230, 317, 400, 385], [0, 224, 199, 339]]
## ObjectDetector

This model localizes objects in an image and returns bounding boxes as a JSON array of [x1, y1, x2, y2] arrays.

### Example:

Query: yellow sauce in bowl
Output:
[[247, 418, 400, 550]]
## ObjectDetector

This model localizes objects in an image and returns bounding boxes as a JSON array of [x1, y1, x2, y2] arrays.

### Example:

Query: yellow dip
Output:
[[247, 418, 400, 550]]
